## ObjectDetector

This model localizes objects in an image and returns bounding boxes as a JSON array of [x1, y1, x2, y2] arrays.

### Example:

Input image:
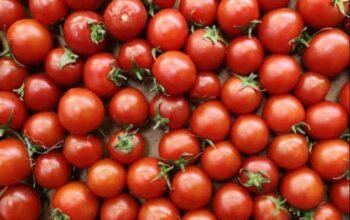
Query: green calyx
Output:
[[235, 20, 261, 38], [290, 122, 310, 135], [150, 78, 167, 95], [87, 20, 106, 44], [234, 73, 263, 91], [291, 27, 312, 54], [58, 47, 79, 70], [51, 209, 70, 220], [114, 126, 138, 154], [265, 195, 288, 217], [333, 0, 350, 17], [152, 98, 170, 132], [151, 47, 163, 60], [203, 25, 224, 45], [240, 169, 270, 192], [152, 161, 174, 190], [131, 56, 151, 81], [199, 138, 215, 149], [13, 83, 24, 100], [108, 64, 127, 86], [0, 48, 12, 59], [0, 111, 13, 138]]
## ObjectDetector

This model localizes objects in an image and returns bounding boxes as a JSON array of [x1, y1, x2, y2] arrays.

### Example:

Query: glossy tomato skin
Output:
[[253, 193, 290, 220], [109, 87, 149, 126], [0, 57, 28, 91], [230, 114, 270, 154], [201, 141, 242, 181], [0, 0, 25, 29], [263, 94, 305, 133], [281, 167, 324, 210], [58, 88, 105, 134], [213, 183, 253, 220], [0, 184, 41, 220], [303, 29, 350, 76], [138, 198, 180, 220], [100, 194, 139, 220], [190, 101, 231, 141], [64, 0, 103, 10], [226, 36, 264, 75], [179, 0, 218, 26], [152, 51, 196, 95], [29, 0, 68, 25], [147, 9, 188, 51], [330, 179, 349, 213], [170, 166, 212, 210], [305, 101, 348, 140], [293, 72, 330, 106], [258, 0, 290, 12], [7, 19, 53, 65], [189, 72, 221, 102], [0, 91, 27, 129], [34, 152, 72, 189], [259, 55, 301, 94], [339, 80, 349, 113], [52, 182, 100, 220], [63, 134, 103, 168], [154, 0, 176, 8], [0, 139, 30, 186], [313, 203, 342, 220], [183, 209, 218, 220]]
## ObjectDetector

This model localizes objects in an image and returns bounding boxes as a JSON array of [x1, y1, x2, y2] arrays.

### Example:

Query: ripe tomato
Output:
[[0, 0, 25, 29], [190, 101, 231, 141], [330, 179, 349, 213], [189, 72, 221, 102], [7, 19, 53, 65], [226, 36, 264, 75], [183, 209, 218, 220], [63, 134, 103, 168], [253, 193, 290, 220], [58, 88, 105, 134], [312, 202, 342, 220], [0, 91, 27, 129], [293, 72, 330, 106], [29, 0, 68, 25], [0, 184, 41, 220], [281, 167, 324, 209], [64, 0, 103, 10], [0, 57, 28, 91], [52, 182, 100, 220], [109, 87, 149, 126], [0, 139, 30, 186], [179, 0, 218, 27], [339, 80, 349, 113], [104, 0, 147, 41], [257, 0, 290, 12], [213, 183, 253, 220], [138, 198, 180, 220], [268, 133, 309, 170], [230, 114, 270, 154], [34, 152, 71, 189], [153, 0, 176, 8], [45, 47, 83, 86], [147, 9, 188, 51], [100, 194, 139, 220], [305, 101, 348, 140], [152, 51, 196, 95], [303, 28, 350, 76], [263, 94, 305, 133], [201, 141, 241, 181], [63, 11, 107, 56]]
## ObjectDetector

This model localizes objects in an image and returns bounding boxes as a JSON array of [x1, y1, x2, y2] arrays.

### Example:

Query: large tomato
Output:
[[29, 0, 68, 25], [0, 57, 28, 91], [312, 203, 342, 220], [138, 198, 180, 220], [179, 0, 218, 26], [100, 194, 139, 220], [330, 179, 349, 213], [0, 0, 25, 29], [339, 80, 349, 113], [189, 72, 221, 102], [183, 209, 218, 220], [0, 91, 27, 129], [64, 0, 103, 10], [253, 192, 290, 220]]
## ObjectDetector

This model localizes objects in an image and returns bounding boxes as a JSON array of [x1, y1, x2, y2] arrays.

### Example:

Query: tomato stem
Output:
[[202, 25, 225, 45], [151, 47, 163, 60], [152, 98, 170, 132], [51, 209, 70, 220], [131, 56, 151, 81], [0, 111, 13, 138], [265, 195, 288, 217], [115, 127, 139, 154], [12, 83, 25, 100], [234, 73, 263, 91], [235, 20, 261, 38], [333, 0, 350, 17], [58, 47, 79, 70], [239, 169, 270, 192], [87, 20, 106, 44], [108, 65, 128, 86]]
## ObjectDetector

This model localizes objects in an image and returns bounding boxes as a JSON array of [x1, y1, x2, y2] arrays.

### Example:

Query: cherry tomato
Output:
[[257, 0, 290, 12], [179, 0, 218, 26], [183, 209, 218, 220], [330, 179, 349, 213], [138, 198, 180, 220], [100, 194, 139, 220], [29, 0, 68, 25], [189, 72, 221, 102], [339, 80, 349, 113], [253, 192, 290, 220], [312, 202, 342, 220], [64, 0, 103, 10], [0, 57, 28, 91], [153, 0, 176, 8], [0, 0, 25, 29], [0, 91, 27, 129]]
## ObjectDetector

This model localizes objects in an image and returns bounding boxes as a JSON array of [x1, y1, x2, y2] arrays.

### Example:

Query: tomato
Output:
[[213, 183, 253, 220], [230, 114, 270, 154], [268, 133, 309, 170], [127, 157, 167, 199], [303, 28, 350, 77], [0, 139, 30, 186], [0, 184, 41, 220], [45, 47, 83, 86], [0, 57, 28, 91], [305, 101, 348, 140], [23, 74, 61, 112], [343, 17, 350, 33], [263, 94, 305, 133], [253, 193, 290, 220], [29, 0, 68, 25], [201, 141, 241, 181], [147, 9, 188, 51], [150, 95, 190, 130], [190, 101, 231, 141], [63, 134, 103, 168], [221, 75, 262, 114], [0, 91, 27, 129], [185, 27, 226, 71], [109, 87, 149, 127], [83, 53, 120, 97], [100, 194, 139, 220], [257, 0, 290, 12], [339, 80, 349, 113], [189, 72, 221, 102], [152, 51, 196, 95], [138, 198, 180, 220], [58, 88, 105, 134], [226, 36, 264, 76], [104, 0, 147, 41], [64, 0, 103, 10], [159, 129, 200, 160], [0, 0, 25, 29], [293, 72, 330, 106], [7, 19, 53, 65], [52, 182, 99, 220], [34, 152, 71, 189], [329, 179, 349, 213], [281, 167, 324, 209], [63, 11, 107, 56], [183, 209, 218, 220], [258, 8, 304, 54], [170, 166, 212, 210], [217, 0, 260, 36], [153, 0, 176, 8], [259, 55, 301, 94], [179, 0, 217, 26], [311, 202, 343, 220]]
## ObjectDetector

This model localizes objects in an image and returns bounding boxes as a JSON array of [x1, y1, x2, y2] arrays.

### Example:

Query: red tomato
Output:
[[100, 194, 139, 220], [179, 0, 218, 26], [138, 198, 180, 220], [312, 202, 342, 220], [201, 141, 242, 181], [0, 0, 25, 29], [263, 94, 305, 133], [330, 179, 349, 213], [303, 28, 350, 76], [226, 36, 264, 75], [305, 101, 348, 140], [64, 0, 103, 10], [154, 0, 176, 8], [147, 9, 188, 51], [257, 0, 290, 12], [183, 209, 218, 220], [58, 88, 105, 134], [281, 167, 324, 209], [189, 72, 221, 102], [253, 193, 290, 220], [7, 19, 53, 65], [0, 57, 28, 91], [0, 139, 30, 186], [339, 80, 349, 113], [0, 91, 27, 129], [230, 114, 270, 154], [29, 0, 68, 25]]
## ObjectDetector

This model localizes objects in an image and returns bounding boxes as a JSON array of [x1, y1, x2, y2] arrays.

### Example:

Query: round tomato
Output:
[[100, 194, 139, 220], [311, 202, 343, 220], [64, 0, 103, 10], [153, 0, 176, 8], [29, 0, 68, 25], [189, 72, 221, 102], [339, 80, 349, 113], [138, 198, 180, 220], [183, 209, 218, 220], [0, 57, 28, 91], [257, 0, 290, 12], [253, 193, 290, 220], [179, 0, 218, 26], [330, 179, 349, 213], [0, 0, 25, 29], [0, 91, 27, 129]]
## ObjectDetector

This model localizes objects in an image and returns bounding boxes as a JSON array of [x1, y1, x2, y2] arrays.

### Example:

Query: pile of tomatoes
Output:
[[0, 0, 349, 219]]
